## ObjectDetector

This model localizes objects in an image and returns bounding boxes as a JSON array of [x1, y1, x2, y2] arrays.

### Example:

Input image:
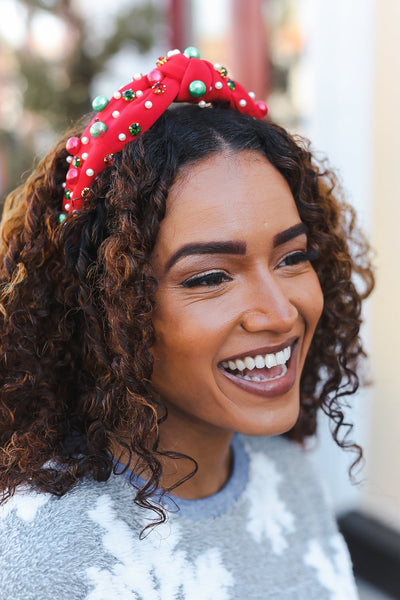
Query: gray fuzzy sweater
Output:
[[0, 434, 359, 599]]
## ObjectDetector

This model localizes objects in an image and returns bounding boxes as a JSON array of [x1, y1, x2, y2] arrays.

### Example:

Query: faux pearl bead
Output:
[[64, 203, 70, 211], [118, 133, 126, 141], [239, 99, 247, 107], [147, 69, 163, 84], [66, 136, 81, 154], [136, 90, 143, 97], [144, 100, 153, 109], [86, 168, 94, 177], [89, 121, 107, 137], [188, 80, 206, 98], [183, 46, 201, 59], [249, 91, 256, 99], [133, 72, 142, 80], [66, 156, 72, 163], [167, 49, 181, 57], [113, 92, 121, 100], [81, 136, 89, 144], [112, 111, 120, 118], [92, 95, 109, 112], [215, 81, 223, 90], [198, 100, 207, 108], [213, 63, 221, 70], [81, 152, 88, 160]]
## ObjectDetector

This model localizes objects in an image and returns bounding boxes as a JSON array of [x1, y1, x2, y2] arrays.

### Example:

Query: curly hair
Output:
[[0, 105, 374, 527]]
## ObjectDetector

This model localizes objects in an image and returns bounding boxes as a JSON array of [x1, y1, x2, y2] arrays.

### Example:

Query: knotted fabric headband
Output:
[[61, 46, 268, 220]]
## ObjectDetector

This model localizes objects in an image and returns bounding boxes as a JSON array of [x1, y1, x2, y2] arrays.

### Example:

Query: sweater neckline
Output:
[[113, 434, 250, 521]]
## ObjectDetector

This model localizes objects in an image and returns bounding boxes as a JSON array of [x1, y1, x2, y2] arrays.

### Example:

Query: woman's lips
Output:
[[218, 340, 299, 398]]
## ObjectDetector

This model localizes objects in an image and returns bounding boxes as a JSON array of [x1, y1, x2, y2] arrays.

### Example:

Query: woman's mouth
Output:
[[218, 340, 299, 398]]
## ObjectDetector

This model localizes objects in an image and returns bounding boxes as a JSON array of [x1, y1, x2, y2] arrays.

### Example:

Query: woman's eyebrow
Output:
[[273, 223, 308, 247], [165, 241, 247, 271]]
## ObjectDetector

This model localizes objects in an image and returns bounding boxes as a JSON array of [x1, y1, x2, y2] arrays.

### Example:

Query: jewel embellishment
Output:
[[104, 153, 114, 165], [156, 56, 167, 66], [129, 123, 141, 136], [122, 89, 135, 101], [72, 156, 81, 168], [152, 82, 167, 95]]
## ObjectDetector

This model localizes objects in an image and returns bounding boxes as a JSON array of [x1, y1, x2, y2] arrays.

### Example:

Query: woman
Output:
[[0, 48, 373, 599]]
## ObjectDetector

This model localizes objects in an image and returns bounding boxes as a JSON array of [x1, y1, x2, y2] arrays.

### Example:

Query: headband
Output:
[[61, 46, 268, 222]]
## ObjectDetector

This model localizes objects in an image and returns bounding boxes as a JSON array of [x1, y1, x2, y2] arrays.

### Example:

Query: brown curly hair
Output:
[[0, 105, 374, 526]]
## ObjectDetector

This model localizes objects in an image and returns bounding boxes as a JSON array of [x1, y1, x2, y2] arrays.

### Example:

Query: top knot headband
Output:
[[61, 46, 268, 220]]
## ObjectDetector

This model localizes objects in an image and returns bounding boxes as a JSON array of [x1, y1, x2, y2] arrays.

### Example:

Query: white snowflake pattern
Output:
[[243, 448, 295, 554], [86, 494, 233, 600], [304, 534, 359, 600]]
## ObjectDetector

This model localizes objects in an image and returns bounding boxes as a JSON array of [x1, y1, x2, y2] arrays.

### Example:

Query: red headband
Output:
[[61, 46, 268, 221]]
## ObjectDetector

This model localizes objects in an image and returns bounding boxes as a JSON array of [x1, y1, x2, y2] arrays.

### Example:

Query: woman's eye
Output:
[[277, 248, 318, 269], [181, 271, 232, 288]]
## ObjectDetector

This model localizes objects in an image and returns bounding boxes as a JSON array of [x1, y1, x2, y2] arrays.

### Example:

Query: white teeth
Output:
[[244, 356, 256, 370], [265, 353, 277, 368], [235, 359, 246, 371], [222, 344, 292, 374], [276, 350, 286, 365], [255, 355, 265, 368]]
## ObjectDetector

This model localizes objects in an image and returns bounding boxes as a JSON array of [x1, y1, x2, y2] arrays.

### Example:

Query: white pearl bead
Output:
[[64, 203, 70, 211], [86, 168, 94, 177], [167, 49, 181, 57], [145, 100, 153, 109], [136, 90, 143, 97], [113, 91, 121, 100], [81, 152, 88, 160], [66, 156, 72, 163], [118, 133, 126, 141], [249, 91, 256, 99], [133, 73, 142, 80], [62, 182, 66, 188], [81, 136, 89, 144], [198, 100, 207, 108], [215, 81, 223, 90], [239, 99, 247, 107], [112, 110, 120, 118], [213, 62, 221, 70]]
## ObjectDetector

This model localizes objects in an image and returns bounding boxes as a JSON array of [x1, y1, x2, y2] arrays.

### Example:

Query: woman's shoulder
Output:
[[0, 475, 146, 600]]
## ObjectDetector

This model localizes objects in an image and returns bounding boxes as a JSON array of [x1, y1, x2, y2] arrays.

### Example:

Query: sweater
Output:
[[0, 434, 359, 600]]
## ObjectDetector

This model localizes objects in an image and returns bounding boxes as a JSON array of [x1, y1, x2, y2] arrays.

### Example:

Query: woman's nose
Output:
[[239, 271, 298, 334]]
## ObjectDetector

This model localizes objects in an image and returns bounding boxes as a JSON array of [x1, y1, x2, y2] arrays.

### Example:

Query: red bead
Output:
[[147, 69, 163, 84], [66, 168, 79, 184], [256, 101, 268, 116], [66, 136, 81, 155]]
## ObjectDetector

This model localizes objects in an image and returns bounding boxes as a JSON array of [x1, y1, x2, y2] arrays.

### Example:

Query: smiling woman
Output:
[[0, 49, 373, 599]]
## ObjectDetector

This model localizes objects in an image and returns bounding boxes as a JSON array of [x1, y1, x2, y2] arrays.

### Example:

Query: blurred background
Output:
[[0, 0, 399, 597]]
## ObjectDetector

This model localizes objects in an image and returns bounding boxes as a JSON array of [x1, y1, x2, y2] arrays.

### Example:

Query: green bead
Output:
[[129, 122, 141, 136], [122, 89, 135, 101], [90, 121, 107, 137], [58, 213, 67, 224], [72, 156, 81, 168], [227, 79, 236, 90], [92, 95, 109, 112], [184, 46, 201, 59], [188, 80, 206, 98], [64, 189, 72, 200], [219, 66, 228, 78]]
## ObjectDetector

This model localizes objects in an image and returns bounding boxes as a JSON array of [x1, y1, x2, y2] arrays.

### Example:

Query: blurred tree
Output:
[[0, 0, 164, 210]]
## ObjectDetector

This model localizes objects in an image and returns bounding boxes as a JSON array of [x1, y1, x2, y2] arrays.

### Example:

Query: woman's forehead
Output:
[[157, 150, 299, 247]]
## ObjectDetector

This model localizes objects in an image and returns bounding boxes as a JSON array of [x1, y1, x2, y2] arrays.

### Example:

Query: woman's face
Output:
[[150, 150, 323, 438]]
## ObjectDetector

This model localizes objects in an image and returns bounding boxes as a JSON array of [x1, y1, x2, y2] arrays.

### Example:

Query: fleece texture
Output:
[[0, 434, 359, 599]]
